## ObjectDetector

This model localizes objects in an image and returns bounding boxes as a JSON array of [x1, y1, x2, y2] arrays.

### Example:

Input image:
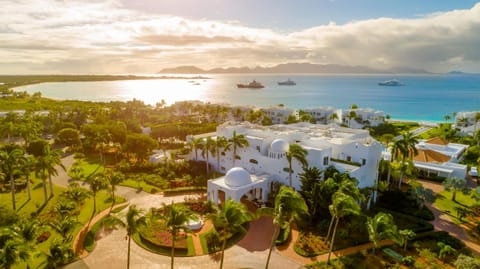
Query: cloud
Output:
[[0, 0, 479, 74]]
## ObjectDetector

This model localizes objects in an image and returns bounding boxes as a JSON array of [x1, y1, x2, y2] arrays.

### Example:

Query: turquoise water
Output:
[[14, 74, 480, 122]]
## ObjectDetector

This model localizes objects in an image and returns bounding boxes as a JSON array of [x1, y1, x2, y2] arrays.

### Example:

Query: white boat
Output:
[[278, 78, 296, 86], [378, 79, 404, 86]]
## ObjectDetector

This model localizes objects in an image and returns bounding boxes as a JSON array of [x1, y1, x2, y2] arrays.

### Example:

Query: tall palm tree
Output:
[[188, 137, 203, 161], [285, 144, 308, 188], [366, 212, 398, 254], [163, 202, 194, 269], [35, 145, 65, 202], [87, 173, 108, 214], [0, 147, 26, 211], [207, 199, 253, 269], [21, 154, 35, 201], [124, 205, 145, 269], [263, 185, 308, 269], [326, 191, 361, 264], [201, 137, 216, 175], [228, 130, 249, 167], [105, 170, 125, 213], [214, 136, 229, 171]]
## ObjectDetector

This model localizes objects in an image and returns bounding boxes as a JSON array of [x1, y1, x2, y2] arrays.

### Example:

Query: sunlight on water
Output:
[[111, 80, 209, 105]]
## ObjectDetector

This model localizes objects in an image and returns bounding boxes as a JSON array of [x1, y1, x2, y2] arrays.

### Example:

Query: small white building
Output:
[[303, 107, 341, 124], [413, 137, 468, 179], [455, 111, 480, 136], [340, 108, 385, 129], [188, 121, 383, 204], [260, 105, 297, 124]]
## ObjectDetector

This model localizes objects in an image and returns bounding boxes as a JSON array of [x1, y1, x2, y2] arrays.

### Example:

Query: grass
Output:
[[0, 180, 125, 269], [133, 232, 195, 256], [434, 190, 478, 224]]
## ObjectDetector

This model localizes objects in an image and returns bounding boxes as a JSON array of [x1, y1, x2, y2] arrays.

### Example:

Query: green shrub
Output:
[[402, 255, 415, 265]]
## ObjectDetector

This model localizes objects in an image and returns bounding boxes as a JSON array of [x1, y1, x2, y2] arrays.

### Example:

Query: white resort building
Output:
[[413, 137, 468, 179], [260, 105, 297, 124], [454, 111, 480, 136], [303, 107, 341, 124], [187, 121, 383, 205], [340, 108, 385, 129]]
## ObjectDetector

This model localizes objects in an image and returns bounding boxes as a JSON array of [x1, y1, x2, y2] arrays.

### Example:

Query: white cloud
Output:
[[0, 0, 479, 74]]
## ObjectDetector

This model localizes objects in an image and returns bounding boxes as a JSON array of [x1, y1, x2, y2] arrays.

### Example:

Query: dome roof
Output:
[[270, 139, 289, 153], [224, 167, 252, 187]]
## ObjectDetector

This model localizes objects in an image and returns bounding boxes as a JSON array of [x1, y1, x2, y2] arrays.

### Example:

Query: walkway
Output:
[[418, 179, 480, 256]]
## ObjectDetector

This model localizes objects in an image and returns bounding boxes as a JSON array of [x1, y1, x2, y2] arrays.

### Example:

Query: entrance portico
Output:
[[207, 167, 271, 205]]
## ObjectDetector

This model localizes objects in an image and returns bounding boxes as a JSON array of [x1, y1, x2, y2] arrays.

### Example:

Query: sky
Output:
[[1, 0, 480, 74]]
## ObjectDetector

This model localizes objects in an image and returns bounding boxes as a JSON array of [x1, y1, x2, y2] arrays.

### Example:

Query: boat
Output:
[[277, 78, 296, 86], [237, 80, 265, 89], [378, 79, 404, 86]]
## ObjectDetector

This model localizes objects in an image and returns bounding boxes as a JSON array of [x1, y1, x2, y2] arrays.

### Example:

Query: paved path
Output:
[[418, 179, 480, 256]]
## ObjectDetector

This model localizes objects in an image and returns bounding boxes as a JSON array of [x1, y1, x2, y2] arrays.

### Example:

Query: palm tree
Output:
[[207, 199, 253, 269], [41, 239, 75, 269], [35, 145, 65, 202], [105, 170, 125, 213], [329, 112, 339, 124], [366, 212, 398, 254], [0, 238, 30, 269], [124, 205, 146, 269], [398, 229, 416, 251], [326, 191, 361, 264], [229, 130, 249, 167], [392, 131, 418, 188], [443, 177, 466, 201], [214, 136, 229, 171], [201, 137, 216, 175], [0, 147, 26, 211], [49, 217, 79, 243], [163, 202, 195, 269], [285, 144, 308, 188], [87, 173, 108, 214], [444, 114, 451, 123], [188, 137, 203, 161], [263, 185, 308, 269]]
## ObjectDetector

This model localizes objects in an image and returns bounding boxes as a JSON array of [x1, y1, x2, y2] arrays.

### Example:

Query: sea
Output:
[[13, 74, 480, 122]]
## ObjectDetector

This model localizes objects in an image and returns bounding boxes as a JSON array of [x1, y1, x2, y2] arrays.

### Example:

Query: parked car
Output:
[[469, 167, 478, 177]]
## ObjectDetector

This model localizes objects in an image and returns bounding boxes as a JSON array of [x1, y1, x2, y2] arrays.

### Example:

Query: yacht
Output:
[[278, 78, 296, 86], [237, 80, 265, 89], [378, 79, 404, 86]]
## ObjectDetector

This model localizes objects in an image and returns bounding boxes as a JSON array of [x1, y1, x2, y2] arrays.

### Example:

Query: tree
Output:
[[444, 114, 451, 123], [326, 192, 361, 264], [214, 136, 229, 170], [0, 238, 30, 269], [87, 173, 108, 214], [398, 229, 416, 251], [56, 128, 81, 148], [366, 212, 398, 254], [201, 137, 216, 175], [104, 170, 125, 213], [228, 130, 249, 167], [35, 145, 65, 201], [207, 199, 253, 269], [454, 254, 480, 269], [121, 205, 145, 269], [0, 146, 26, 211], [263, 186, 308, 269], [187, 137, 203, 161], [163, 202, 195, 269], [124, 133, 158, 163], [50, 217, 79, 243], [285, 144, 308, 188], [443, 177, 466, 201], [41, 240, 75, 269], [329, 112, 338, 124], [299, 166, 323, 221], [21, 154, 35, 201], [391, 131, 418, 188]]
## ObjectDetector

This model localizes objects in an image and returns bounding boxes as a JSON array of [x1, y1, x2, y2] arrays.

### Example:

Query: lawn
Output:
[[434, 190, 478, 224], [0, 181, 124, 269]]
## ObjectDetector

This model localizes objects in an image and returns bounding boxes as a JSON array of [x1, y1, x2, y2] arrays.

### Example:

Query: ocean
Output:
[[13, 74, 480, 122]]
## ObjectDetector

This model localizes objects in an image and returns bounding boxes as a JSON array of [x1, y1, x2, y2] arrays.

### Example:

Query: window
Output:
[[346, 156, 352, 162], [249, 159, 258, 164], [323, 156, 329, 165], [256, 146, 260, 152], [221, 152, 225, 156], [362, 158, 366, 165], [235, 155, 241, 160], [283, 167, 292, 173]]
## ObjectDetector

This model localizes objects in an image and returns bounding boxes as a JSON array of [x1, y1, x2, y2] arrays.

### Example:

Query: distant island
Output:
[[159, 62, 433, 74]]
